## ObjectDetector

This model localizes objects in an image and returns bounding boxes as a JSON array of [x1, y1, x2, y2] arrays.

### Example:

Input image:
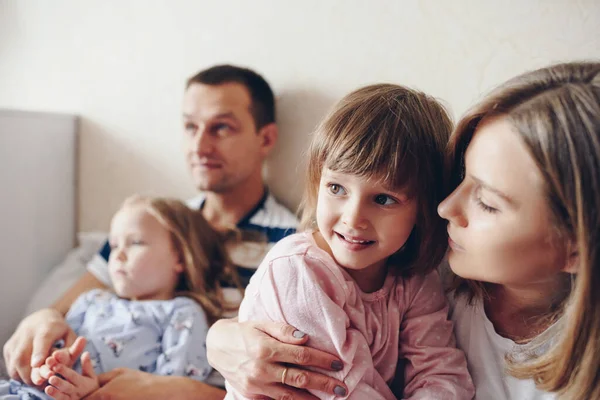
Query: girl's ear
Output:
[[174, 262, 184, 274]]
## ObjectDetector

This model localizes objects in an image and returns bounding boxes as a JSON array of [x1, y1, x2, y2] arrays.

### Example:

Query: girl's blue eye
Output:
[[374, 194, 396, 206]]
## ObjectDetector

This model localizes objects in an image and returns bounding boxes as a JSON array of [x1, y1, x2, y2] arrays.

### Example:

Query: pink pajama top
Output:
[[226, 232, 474, 399]]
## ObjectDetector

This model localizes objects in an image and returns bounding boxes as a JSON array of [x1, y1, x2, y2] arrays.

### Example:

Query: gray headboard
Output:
[[0, 109, 77, 348]]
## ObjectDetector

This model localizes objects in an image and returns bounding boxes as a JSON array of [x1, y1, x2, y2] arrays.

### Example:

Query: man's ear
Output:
[[258, 123, 278, 157]]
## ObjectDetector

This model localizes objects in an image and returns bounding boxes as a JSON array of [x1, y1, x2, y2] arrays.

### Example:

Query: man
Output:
[[3, 65, 298, 399]]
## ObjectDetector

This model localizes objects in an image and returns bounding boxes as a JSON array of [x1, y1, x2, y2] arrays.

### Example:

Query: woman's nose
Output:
[[438, 187, 468, 228]]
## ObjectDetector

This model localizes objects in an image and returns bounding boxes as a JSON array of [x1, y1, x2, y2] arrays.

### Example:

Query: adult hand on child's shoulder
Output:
[[3, 308, 76, 385], [207, 318, 348, 400]]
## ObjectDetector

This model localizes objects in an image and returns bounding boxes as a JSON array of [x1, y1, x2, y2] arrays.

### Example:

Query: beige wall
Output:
[[0, 0, 598, 232]]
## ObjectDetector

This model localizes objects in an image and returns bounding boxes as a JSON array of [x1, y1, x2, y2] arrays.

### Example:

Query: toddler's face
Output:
[[108, 204, 182, 300], [315, 168, 417, 291]]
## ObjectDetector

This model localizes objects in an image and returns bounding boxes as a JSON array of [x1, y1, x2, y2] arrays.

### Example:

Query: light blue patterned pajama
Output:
[[1, 289, 212, 399]]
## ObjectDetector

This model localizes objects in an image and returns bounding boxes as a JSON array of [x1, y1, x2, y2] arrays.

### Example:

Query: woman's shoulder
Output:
[[445, 290, 479, 319]]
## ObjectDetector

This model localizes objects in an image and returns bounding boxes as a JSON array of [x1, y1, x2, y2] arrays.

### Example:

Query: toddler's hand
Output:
[[32, 336, 87, 386], [44, 351, 99, 400]]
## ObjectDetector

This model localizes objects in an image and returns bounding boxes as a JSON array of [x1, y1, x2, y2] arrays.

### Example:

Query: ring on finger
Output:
[[281, 367, 288, 385]]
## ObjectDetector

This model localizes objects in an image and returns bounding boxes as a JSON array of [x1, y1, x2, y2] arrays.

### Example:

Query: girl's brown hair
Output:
[[121, 196, 242, 322], [300, 84, 453, 276], [446, 61, 600, 399]]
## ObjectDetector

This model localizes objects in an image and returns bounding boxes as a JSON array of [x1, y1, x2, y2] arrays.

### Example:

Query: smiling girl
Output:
[[224, 84, 474, 399]]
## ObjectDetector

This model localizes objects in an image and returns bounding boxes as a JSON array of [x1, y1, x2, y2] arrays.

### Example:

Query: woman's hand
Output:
[[207, 318, 348, 399], [3, 308, 76, 385]]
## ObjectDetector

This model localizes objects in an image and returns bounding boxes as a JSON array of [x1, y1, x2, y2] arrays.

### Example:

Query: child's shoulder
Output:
[[170, 295, 203, 309], [267, 232, 335, 266], [79, 288, 116, 303], [260, 231, 346, 286], [396, 269, 447, 302], [168, 296, 207, 318], [268, 231, 312, 255]]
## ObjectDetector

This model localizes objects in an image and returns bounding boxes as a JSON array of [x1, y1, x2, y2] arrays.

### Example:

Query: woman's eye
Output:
[[374, 194, 397, 206], [328, 184, 345, 195], [476, 198, 498, 213], [474, 186, 499, 214]]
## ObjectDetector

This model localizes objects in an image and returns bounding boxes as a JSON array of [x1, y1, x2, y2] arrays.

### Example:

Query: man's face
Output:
[[182, 82, 270, 193]]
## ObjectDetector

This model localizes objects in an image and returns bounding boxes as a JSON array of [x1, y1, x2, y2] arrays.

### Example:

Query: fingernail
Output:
[[334, 385, 347, 396], [30, 355, 42, 367], [331, 360, 343, 371], [292, 330, 306, 338]]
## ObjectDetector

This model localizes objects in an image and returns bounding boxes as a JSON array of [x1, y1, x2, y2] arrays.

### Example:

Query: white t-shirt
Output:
[[449, 293, 556, 400]]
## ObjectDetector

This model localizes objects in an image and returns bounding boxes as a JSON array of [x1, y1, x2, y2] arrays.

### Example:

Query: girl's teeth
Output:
[[345, 236, 368, 244]]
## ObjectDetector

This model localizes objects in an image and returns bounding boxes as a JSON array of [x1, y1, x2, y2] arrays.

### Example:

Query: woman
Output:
[[207, 61, 600, 400]]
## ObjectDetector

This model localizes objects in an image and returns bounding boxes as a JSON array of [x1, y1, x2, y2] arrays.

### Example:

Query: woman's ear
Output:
[[562, 241, 579, 274]]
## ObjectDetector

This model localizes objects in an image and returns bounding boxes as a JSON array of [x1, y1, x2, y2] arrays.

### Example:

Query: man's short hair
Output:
[[186, 65, 275, 130]]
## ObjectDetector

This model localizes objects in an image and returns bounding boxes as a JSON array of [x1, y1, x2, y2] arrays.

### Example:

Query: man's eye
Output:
[[213, 123, 232, 134], [184, 123, 197, 134]]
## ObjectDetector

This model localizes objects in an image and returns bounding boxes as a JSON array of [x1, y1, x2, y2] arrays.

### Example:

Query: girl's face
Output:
[[438, 116, 573, 289], [108, 204, 183, 301], [315, 168, 418, 290]]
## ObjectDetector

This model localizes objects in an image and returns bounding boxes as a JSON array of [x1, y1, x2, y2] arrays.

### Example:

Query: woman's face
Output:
[[438, 115, 572, 288]]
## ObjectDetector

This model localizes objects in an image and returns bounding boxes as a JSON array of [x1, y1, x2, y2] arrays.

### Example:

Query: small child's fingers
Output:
[[80, 352, 96, 379], [52, 363, 83, 386], [46, 356, 59, 369], [38, 364, 55, 380], [45, 384, 72, 400], [30, 367, 45, 386], [68, 337, 87, 360], [49, 373, 78, 394], [52, 348, 71, 365]]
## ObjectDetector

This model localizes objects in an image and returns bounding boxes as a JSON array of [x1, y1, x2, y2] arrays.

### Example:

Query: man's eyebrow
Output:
[[182, 112, 238, 120]]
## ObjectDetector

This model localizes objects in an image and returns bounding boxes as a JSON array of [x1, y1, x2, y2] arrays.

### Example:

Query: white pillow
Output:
[[24, 232, 107, 316]]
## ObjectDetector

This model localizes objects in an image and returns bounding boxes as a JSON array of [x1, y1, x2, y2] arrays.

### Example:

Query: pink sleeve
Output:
[[237, 252, 396, 400], [399, 271, 474, 400]]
